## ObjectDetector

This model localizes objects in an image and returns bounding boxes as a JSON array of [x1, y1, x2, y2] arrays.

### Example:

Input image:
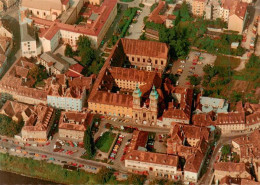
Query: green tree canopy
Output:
[[0, 114, 24, 137], [221, 145, 231, 156], [94, 167, 114, 184], [83, 126, 95, 159], [64, 44, 74, 58]]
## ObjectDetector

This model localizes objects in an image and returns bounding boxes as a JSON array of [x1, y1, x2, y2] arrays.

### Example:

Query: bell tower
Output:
[[149, 85, 158, 112], [133, 84, 141, 109]]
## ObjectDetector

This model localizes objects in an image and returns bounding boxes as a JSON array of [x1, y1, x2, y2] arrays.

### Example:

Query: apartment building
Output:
[[0, 100, 54, 141], [21, 104, 54, 142], [232, 130, 260, 163], [192, 0, 207, 17], [214, 162, 252, 182], [19, 8, 40, 58], [21, 0, 70, 21], [160, 83, 193, 126], [39, 52, 77, 75], [59, 111, 93, 140], [121, 39, 169, 72], [31, 0, 117, 50], [0, 57, 47, 105]]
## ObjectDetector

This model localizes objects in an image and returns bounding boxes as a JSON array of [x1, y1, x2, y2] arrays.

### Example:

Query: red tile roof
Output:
[[148, 1, 167, 24], [184, 150, 204, 173], [59, 111, 93, 131], [125, 150, 178, 167], [0, 57, 47, 101], [232, 130, 260, 160], [214, 162, 251, 175], [65, 63, 84, 78], [32, 0, 117, 39], [121, 38, 168, 59]]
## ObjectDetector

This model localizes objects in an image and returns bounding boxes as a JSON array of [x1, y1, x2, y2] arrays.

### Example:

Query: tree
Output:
[[188, 76, 202, 86], [174, 10, 181, 26], [83, 126, 95, 159], [77, 36, 95, 66], [221, 144, 231, 156], [64, 44, 74, 57], [127, 174, 146, 185], [95, 167, 114, 184], [0, 114, 24, 137]]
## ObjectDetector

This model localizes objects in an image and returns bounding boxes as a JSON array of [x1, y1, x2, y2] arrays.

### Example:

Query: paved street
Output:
[[199, 132, 254, 185], [171, 51, 216, 88], [126, 6, 150, 39]]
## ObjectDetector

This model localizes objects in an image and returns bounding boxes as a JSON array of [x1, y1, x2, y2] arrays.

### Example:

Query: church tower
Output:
[[149, 85, 158, 112], [133, 84, 141, 109]]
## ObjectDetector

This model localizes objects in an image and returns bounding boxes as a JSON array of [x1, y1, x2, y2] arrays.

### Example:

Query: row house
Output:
[[0, 100, 55, 142], [214, 162, 252, 183], [59, 111, 93, 140], [30, 0, 117, 51]]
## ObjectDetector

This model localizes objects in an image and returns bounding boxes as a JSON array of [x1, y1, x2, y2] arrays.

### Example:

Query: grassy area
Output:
[[0, 153, 97, 184], [214, 56, 241, 69], [120, 0, 134, 2], [96, 132, 116, 153]]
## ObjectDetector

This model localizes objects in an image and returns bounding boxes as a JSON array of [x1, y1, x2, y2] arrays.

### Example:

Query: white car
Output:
[[176, 81, 179, 86], [180, 60, 185, 63], [180, 65, 185, 68]]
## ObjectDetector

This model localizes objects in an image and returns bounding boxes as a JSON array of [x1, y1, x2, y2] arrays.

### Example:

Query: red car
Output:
[[78, 164, 84, 168], [59, 149, 64, 152], [46, 142, 50, 146], [69, 141, 74, 147], [2, 139, 7, 142], [71, 163, 77, 167], [42, 155, 47, 158], [25, 143, 31, 146], [185, 82, 191, 85], [192, 63, 197, 65], [193, 74, 198, 77]]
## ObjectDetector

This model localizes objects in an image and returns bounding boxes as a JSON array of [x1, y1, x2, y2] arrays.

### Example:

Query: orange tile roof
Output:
[[232, 130, 260, 160], [214, 162, 251, 175], [216, 112, 245, 125], [127, 130, 149, 153], [32, 0, 117, 39], [241, 179, 260, 185], [121, 38, 168, 60], [184, 150, 204, 173], [125, 150, 178, 167], [192, 112, 215, 127], [170, 122, 210, 141], [23, 104, 54, 132], [148, 1, 167, 24], [0, 57, 47, 101], [59, 111, 93, 131]]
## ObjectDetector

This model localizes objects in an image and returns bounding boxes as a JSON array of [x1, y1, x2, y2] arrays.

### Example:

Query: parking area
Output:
[[126, 6, 150, 39], [171, 51, 217, 87]]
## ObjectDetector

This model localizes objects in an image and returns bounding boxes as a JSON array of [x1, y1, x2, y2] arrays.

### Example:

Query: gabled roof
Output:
[[125, 150, 178, 167], [121, 38, 168, 59]]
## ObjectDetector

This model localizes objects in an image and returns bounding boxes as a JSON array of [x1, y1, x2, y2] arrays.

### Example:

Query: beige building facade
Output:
[[192, 0, 207, 17]]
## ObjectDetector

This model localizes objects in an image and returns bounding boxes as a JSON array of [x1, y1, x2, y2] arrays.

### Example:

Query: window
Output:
[[137, 58, 140, 62], [132, 57, 134, 61], [155, 60, 158, 64], [143, 113, 146, 118], [161, 60, 164, 65], [37, 11, 39, 15], [143, 58, 145, 62]]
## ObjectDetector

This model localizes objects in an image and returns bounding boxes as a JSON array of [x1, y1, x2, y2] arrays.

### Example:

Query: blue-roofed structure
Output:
[[200, 96, 229, 113]]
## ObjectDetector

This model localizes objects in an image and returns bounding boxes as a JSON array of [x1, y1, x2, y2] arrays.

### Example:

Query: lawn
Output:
[[0, 153, 97, 184], [214, 56, 241, 69], [96, 132, 116, 153]]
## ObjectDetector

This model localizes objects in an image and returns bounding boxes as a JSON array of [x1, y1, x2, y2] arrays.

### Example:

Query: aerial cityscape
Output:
[[0, 0, 259, 184]]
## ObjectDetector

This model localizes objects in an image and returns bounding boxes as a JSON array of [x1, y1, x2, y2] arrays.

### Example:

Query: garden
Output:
[[107, 7, 138, 47], [95, 132, 117, 153], [0, 114, 24, 137]]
